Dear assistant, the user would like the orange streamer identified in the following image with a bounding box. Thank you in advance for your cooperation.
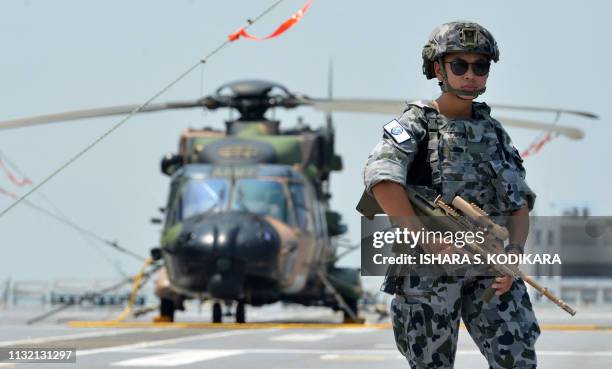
[229,0,313,42]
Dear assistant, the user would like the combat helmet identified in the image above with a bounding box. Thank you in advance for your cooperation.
[422,21,499,97]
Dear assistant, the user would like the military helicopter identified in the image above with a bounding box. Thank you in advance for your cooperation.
[0,79,596,323]
[150,81,359,323]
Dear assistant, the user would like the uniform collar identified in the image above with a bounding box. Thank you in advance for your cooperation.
[407,99,491,120]
[472,101,491,119]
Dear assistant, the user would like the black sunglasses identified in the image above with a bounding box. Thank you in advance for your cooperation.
[444,58,491,76]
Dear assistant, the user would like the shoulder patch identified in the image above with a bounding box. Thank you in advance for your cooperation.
[383,119,411,144]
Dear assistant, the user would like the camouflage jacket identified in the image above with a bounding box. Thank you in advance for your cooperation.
[362,101,536,294]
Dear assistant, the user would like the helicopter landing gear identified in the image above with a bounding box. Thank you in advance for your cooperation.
[211,300,246,323]
[235,300,246,323]
[342,298,364,324]
[212,302,223,323]
[155,297,176,323]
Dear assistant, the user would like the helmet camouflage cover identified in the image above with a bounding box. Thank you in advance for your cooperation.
[422,21,500,79]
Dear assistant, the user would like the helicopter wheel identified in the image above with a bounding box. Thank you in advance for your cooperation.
[342,298,362,324]
[212,302,223,323]
[235,300,246,323]
[155,297,175,323]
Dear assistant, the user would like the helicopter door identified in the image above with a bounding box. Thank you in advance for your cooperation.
[280,182,317,294]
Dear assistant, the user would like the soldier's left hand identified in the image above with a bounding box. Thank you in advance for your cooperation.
[491,276,513,295]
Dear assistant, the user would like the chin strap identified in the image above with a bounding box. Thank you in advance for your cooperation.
[438,58,487,99]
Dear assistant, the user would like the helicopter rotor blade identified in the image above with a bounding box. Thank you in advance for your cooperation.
[495,117,584,140]
[302,97,599,120]
[300,97,590,140]
[488,104,599,119]
[0,99,210,130]
[0,94,595,141]
[302,97,408,115]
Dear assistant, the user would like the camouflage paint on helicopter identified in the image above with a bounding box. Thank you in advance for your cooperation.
[153,88,358,323]
[155,162,360,322]
[178,121,342,181]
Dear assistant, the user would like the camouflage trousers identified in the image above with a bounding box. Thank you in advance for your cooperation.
[391,276,540,369]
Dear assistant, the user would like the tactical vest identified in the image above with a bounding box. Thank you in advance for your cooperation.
[404,102,530,218]
[381,102,533,295]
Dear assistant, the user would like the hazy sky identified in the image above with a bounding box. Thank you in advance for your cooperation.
[0,0,609,288]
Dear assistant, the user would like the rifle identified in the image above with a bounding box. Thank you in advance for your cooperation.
[357,186,576,316]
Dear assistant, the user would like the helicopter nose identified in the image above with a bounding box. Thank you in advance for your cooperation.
[197,212,280,261]
[163,211,281,298]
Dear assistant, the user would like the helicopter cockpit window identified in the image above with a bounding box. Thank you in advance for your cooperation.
[289,182,314,232]
[178,178,228,221]
[231,179,288,223]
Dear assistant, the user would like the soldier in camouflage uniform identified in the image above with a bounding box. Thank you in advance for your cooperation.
[363,21,540,368]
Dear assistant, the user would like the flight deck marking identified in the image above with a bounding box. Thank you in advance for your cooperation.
[321,354,386,361]
[0,328,157,347]
[323,328,376,334]
[78,329,277,357]
[269,333,334,342]
[274,368,344,369]
[114,348,612,356]
[68,321,389,329]
[374,343,396,349]
[111,349,243,367]
[101,348,612,365]
[67,321,612,331]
